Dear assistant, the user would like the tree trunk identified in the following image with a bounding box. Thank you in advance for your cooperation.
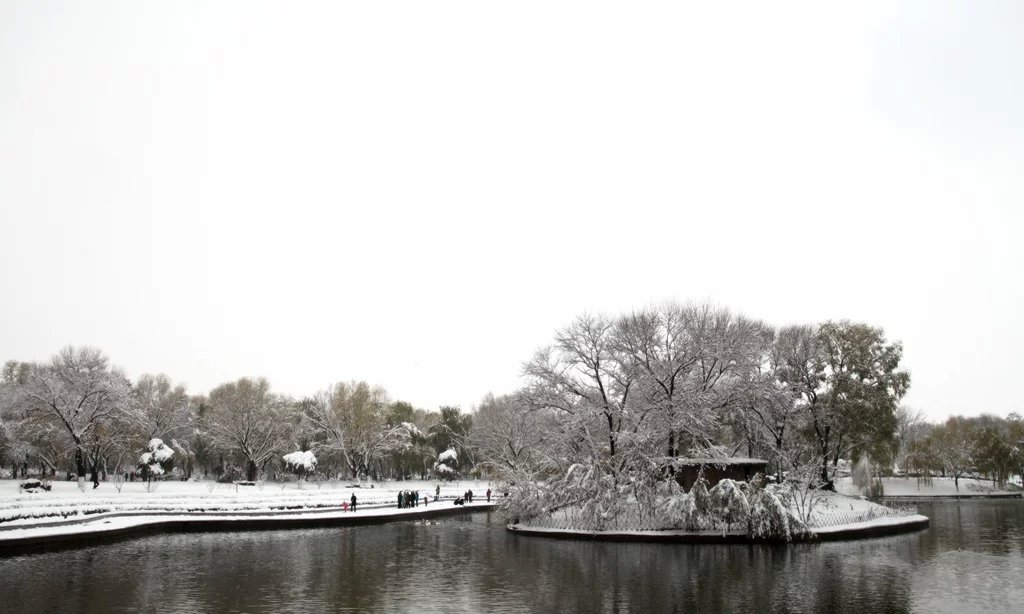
[75,447,87,477]
[606,414,616,458]
[820,450,830,488]
[75,447,87,490]
[815,423,831,488]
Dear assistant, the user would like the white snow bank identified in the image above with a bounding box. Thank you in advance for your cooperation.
[0,479,495,525]
[835,476,1021,497]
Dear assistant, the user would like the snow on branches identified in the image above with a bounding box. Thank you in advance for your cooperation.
[138,438,174,482]
[282,450,317,485]
[282,450,317,473]
[433,448,460,479]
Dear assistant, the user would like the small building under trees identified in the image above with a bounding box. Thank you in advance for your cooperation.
[671,458,769,491]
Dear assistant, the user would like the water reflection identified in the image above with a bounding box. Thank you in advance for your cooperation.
[2,501,1022,613]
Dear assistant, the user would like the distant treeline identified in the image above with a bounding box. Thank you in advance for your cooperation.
[0,347,472,484]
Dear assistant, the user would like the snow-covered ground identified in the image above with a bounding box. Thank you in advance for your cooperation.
[807,490,921,530]
[0,478,498,527]
[835,476,1023,497]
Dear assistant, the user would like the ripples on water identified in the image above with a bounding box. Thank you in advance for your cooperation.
[2,501,1022,613]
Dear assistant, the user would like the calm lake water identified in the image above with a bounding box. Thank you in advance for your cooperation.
[2,500,1022,613]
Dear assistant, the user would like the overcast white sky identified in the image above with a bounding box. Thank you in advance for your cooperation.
[1,1,1021,422]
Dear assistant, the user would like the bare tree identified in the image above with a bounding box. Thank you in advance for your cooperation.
[302,381,409,479]
[613,304,701,458]
[894,405,927,473]
[611,303,771,463]
[522,313,640,470]
[10,347,132,490]
[203,377,289,481]
[470,393,558,477]
[731,326,814,482]
[930,417,978,491]
[133,373,193,442]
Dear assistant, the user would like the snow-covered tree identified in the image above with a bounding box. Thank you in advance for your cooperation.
[138,438,175,487]
[434,447,459,480]
[506,305,771,528]
[747,478,792,541]
[8,347,133,490]
[471,393,556,478]
[775,462,827,531]
[132,374,193,442]
[615,304,771,458]
[522,313,638,463]
[733,326,808,482]
[929,417,978,491]
[427,405,474,474]
[282,450,317,485]
[202,377,289,481]
[302,381,409,479]
[709,479,750,532]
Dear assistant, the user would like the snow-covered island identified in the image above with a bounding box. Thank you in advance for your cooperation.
[504,470,928,543]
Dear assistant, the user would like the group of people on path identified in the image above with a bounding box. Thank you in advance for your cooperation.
[342,485,493,512]
[462,488,492,502]
[398,490,425,508]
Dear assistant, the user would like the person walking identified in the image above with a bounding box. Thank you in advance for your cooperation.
[351,493,357,512]
[436,484,440,500]
[414,491,419,507]
[486,488,491,502]
[398,492,403,509]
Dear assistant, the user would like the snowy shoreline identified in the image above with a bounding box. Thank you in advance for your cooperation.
[0,478,499,552]
[834,476,1022,499]
[0,501,496,552]
[506,513,930,543]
